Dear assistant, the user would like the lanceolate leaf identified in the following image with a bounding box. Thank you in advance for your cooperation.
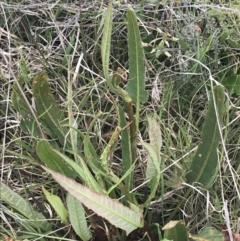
[37,140,76,178]
[141,141,161,206]
[0,182,51,232]
[126,7,148,104]
[101,0,113,82]
[55,149,104,194]
[126,7,148,131]
[42,166,144,235]
[32,72,69,147]
[186,85,225,189]
[42,186,68,225]
[12,76,42,138]
[146,116,162,180]
[66,194,92,241]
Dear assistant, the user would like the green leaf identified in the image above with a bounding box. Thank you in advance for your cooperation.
[190,227,224,241]
[145,116,162,180]
[126,7,148,103]
[119,106,132,191]
[186,85,225,189]
[219,29,235,42]
[226,38,240,48]
[67,60,78,156]
[42,166,144,235]
[66,194,92,241]
[58,149,104,194]
[12,76,42,138]
[163,220,188,241]
[221,75,240,96]
[32,72,69,147]
[145,116,162,197]
[36,140,76,178]
[101,0,113,81]
[42,186,68,225]
[141,141,160,206]
[50,149,83,180]
[126,7,148,131]
[0,182,51,232]
[197,34,213,61]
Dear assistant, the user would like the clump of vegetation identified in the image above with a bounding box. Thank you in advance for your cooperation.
[1,1,240,241]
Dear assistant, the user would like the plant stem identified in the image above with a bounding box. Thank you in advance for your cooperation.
[125,101,137,163]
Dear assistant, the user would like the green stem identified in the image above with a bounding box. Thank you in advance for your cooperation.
[111,69,138,163]
[125,101,137,163]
